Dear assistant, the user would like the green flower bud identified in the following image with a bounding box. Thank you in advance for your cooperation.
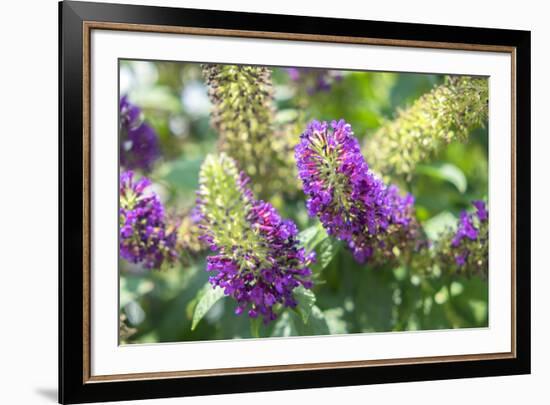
[202,64,297,198]
[365,76,488,178]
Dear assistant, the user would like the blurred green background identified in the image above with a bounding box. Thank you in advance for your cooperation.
[119,60,488,344]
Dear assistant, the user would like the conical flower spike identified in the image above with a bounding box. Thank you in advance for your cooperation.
[296,119,423,264]
[119,171,177,269]
[197,153,315,323]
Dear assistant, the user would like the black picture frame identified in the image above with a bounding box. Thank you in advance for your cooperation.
[59,1,531,403]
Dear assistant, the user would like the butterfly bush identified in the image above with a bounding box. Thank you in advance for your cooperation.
[286,68,343,95]
[365,76,489,177]
[197,153,315,323]
[295,119,423,265]
[435,200,489,277]
[119,96,160,172]
[202,64,298,198]
[119,171,177,269]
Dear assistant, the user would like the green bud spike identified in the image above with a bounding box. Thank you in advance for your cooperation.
[365,76,488,178]
[202,64,298,198]
[198,153,263,267]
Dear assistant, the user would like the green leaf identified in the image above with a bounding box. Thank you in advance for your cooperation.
[124,301,145,325]
[119,276,155,308]
[314,237,342,272]
[298,223,341,273]
[271,311,297,337]
[300,306,330,335]
[293,286,316,324]
[298,223,326,251]
[272,306,330,337]
[417,163,467,194]
[423,211,457,240]
[324,308,348,334]
[162,158,203,192]
[130,86,182,113]
[191,283,226,331]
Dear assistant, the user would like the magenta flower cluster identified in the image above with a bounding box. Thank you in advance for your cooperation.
[119,96,160,172]
[119,171,177,269]
[197,161,315,323]
[295,119,417,264]
[452,200,488,266]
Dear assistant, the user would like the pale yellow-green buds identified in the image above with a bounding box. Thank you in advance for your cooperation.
[365,76,489,178]
[202,64,297,198]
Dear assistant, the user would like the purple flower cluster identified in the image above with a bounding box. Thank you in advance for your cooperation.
[120,171,177,269]
[295,119,418,264]
[119,96,160,172]
[452,200,488,266]
[197,157,315,323]
[286,68,343,95]
[452,212,478,247]
[473,200,488,221]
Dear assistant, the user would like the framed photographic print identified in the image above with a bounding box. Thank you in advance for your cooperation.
[59,0,531,403]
